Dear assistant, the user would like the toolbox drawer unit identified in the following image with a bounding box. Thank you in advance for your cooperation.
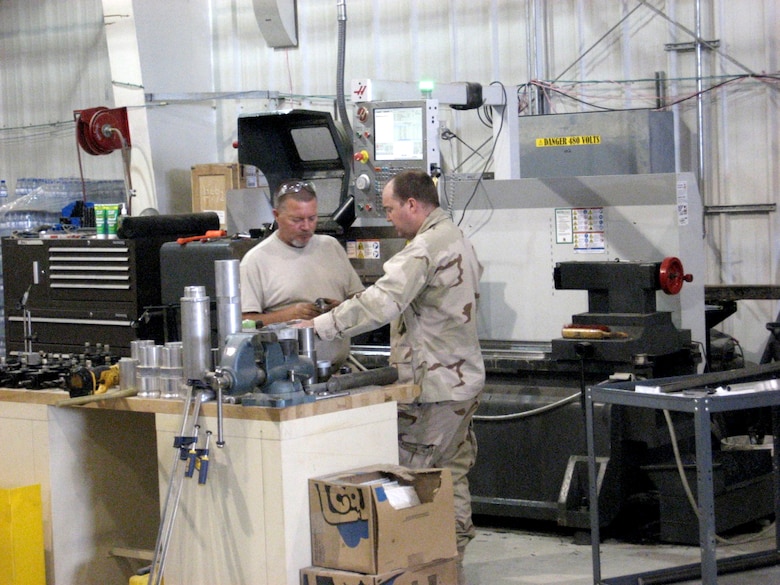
[2,237,166,357]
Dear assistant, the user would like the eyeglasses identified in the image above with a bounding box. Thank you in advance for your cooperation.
[277,180,316,197]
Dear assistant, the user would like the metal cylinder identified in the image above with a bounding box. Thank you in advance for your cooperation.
[136,365,161,398]
[130,339,154,361]
[181,285,211,381]
[298,326,318,383]
[298,326,317,357]
[118,357,137,392]
[162,342,183,368]
[159,342,184,399]
[215,259,242,355]
[142,344,163,367]
[316,360,332,382]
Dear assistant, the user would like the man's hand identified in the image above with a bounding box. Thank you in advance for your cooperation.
[282,302,323,321]
[244,299,335,326]
[317,298,341,312]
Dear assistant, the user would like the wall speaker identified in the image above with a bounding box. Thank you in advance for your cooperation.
[253,0,298,48]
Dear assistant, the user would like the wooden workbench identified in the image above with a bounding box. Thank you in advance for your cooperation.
[0,383,417,585]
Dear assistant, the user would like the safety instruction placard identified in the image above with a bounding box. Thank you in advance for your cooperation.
[347,239,381,260]
[555,208,574,244]
[676,181,689,226]
[572,207,605,253]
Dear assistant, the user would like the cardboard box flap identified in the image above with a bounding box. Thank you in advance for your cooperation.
[329,465,444,506]
[310,465,456,574]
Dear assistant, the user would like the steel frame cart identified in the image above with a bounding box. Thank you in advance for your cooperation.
[585,381,780,584]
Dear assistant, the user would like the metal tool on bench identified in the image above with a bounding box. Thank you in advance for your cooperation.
[307,365,399,397]
[146,284,217,585]
[206,329,400,404]
[146,383,213,585]
[205,326,317,408]
[56,363,138,407]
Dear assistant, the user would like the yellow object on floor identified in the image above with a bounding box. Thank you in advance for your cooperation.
[129,574,163,585]
[0,484,46,585]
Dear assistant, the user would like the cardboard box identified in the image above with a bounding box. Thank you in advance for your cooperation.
[309,465,457,574]
[300,557,458,585]
[191,163,259,226]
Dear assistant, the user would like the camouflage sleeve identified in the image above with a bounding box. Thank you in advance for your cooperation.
[313,242,429,341]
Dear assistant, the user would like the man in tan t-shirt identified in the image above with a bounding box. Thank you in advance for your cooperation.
[240,179,364,366]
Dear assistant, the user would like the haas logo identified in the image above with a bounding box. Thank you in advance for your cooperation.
[353,83,368,100]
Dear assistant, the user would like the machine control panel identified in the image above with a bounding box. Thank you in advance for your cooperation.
[351,100,440,220]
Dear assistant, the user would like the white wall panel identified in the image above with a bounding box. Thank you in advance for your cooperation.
[0,1,121,191]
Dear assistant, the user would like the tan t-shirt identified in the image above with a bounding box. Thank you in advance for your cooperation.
[240,232,364,365]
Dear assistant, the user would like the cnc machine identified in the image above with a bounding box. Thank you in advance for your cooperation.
[222,97,773,543]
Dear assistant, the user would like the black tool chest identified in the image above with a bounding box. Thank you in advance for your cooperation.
[2,237,166,357]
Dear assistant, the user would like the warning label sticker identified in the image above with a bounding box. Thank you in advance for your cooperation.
[535,135,602,147]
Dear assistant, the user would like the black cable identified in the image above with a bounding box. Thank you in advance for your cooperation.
[452,137,492,172]
[458,81,507,227]
[476,104,493,128]
[531,73,777,113]
[441,127,491,171]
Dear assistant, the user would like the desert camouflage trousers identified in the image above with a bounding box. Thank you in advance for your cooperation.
[397,396,480,550]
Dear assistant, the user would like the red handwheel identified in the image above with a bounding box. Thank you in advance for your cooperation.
[658,256,693,295]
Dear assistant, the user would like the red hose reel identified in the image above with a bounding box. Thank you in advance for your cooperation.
[75,106,131,155]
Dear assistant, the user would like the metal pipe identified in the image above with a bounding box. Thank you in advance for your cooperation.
[154,390,211,584]
[147,386,197,585]
[181,285,211,382]
[336,1,353,147]
[216,385,225,448]
[654,71,667,109]
[525,0,533,91]
[694,0,706,213]
[215,259,242,356]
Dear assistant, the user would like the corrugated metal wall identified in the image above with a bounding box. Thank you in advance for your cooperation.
[1,0,778,361]
[213,0,780,361]
[0,0,121,189]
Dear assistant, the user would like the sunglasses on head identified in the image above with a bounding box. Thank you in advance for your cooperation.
[277,180,316,197]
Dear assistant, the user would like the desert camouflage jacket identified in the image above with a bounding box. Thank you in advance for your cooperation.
[314,207,485,402]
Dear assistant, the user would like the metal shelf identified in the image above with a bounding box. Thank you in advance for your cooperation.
[585,376,780,584]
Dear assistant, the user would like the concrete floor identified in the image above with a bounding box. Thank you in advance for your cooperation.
[463,519,780,585]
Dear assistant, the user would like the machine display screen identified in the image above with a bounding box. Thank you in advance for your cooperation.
[373,106,424,161]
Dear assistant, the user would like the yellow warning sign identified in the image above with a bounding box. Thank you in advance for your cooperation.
[535,135,602,147]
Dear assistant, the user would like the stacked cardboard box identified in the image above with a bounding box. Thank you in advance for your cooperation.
[302,465,458,584]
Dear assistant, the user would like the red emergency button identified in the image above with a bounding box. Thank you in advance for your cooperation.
[353,150,369,163]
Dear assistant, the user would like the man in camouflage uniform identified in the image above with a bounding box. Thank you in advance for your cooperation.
[309,169,485,580]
